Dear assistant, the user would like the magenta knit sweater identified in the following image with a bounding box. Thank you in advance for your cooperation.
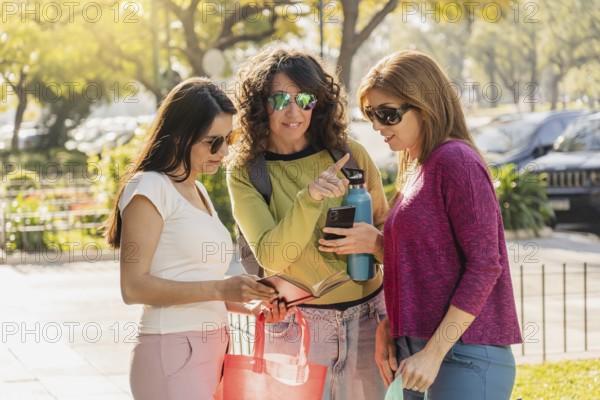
[383,140,523,345]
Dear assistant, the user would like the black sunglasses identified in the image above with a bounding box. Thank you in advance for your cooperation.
[205,130,235,154]
[364,104,413,126]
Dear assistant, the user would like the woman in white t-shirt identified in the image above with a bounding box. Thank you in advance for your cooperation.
[105,77,286,400]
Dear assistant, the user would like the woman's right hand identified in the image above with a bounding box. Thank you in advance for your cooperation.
[319,222,383,255]
[250,299,296,323]
[308,153,350,201]
[218,275,278,303]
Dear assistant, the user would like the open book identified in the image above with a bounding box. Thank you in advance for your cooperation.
[258,271,352,306]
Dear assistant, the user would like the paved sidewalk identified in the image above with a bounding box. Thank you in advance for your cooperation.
[0,259,136,399]
[1,232,600,399]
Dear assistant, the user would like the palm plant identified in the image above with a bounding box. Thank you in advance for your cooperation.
[492,164,554,236]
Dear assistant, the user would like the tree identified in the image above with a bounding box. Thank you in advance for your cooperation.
[394,4,476,81]
[336,0,399,91]
[344,1,513,96]
[0,18,42,151]
[469,7,540,110]
[95,0,308,104]
[541,0,600,109]
[30,8,132,148]
[467,0,600,111]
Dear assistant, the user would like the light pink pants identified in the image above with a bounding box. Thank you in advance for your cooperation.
[130,327,229,400]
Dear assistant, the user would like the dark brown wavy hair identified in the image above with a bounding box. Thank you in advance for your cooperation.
[233,44,348,165]
[105,77,236,248]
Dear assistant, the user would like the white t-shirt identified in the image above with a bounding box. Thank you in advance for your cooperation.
[118,171,233,334]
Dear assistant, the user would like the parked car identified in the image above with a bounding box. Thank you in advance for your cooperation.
[0,124,13,150]
[65,115,148,155]
[533,113,600,229]
[473,110,590,168]
[0,122,45,150]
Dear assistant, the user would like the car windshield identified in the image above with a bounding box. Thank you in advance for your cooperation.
[554,119,600,152]
[474,121,538,153]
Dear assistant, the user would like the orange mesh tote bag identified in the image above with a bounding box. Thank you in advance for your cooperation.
[221,308,327,400]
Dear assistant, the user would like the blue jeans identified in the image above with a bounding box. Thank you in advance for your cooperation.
[264,291,387,400]
[394,336,516,400]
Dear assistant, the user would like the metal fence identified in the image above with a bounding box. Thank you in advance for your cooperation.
[227,263,600,359]
[228,312,256,355]
[0,181,107,252]
[0,208,110,252]
[512,262,600,361]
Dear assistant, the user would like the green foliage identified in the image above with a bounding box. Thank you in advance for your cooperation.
[3,192,47,251]
[0,149,105,252]
[385,0,600,111]
[383,181,397,202]
[0,149,88,186]
[492,164,554,235]
[512,359,600,399]
[380,168,397,186]
[1,188,107,252]
[379,168,397,201]
[198,168,235,237]
[89,134,144,211]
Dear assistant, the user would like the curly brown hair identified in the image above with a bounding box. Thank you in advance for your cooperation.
[233,44,349,165]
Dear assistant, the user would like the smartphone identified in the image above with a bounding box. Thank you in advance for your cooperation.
[323,206,356,240]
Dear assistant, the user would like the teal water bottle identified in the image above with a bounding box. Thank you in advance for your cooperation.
[342,168,375,281]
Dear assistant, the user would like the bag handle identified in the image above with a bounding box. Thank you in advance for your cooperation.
[252,308,311,372]
[327,147,359,179]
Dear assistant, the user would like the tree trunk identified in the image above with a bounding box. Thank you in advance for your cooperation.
[485,49,497,108]
[180,11,206,77]
[11,89,27,152]
[549,73,562,111]
[10,72,28,151]
[528,33,537,112]
[337,47,354,94]
[43,87,92,148]
[336,0,399,92]
[337,0,359,92]
[45,101,69,148]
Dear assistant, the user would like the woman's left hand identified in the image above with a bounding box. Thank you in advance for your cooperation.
[318,222,383,255]
[399,347,445,393]
[251,299,294,323]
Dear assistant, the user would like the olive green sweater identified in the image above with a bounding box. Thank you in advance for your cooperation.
[227,139,389,305]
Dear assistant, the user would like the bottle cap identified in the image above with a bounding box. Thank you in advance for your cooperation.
[346,168,365,185]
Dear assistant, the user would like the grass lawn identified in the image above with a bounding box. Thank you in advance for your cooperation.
[512,359,600,399]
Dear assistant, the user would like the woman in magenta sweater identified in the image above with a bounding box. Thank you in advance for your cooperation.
[320,51,522,399]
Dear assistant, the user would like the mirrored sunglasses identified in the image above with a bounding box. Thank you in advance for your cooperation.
[268,92,317,111]
[364,104,413,126]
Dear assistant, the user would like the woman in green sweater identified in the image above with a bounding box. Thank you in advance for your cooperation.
[227,44,389,400]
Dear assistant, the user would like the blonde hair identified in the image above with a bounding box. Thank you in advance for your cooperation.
[357,51,480,204]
